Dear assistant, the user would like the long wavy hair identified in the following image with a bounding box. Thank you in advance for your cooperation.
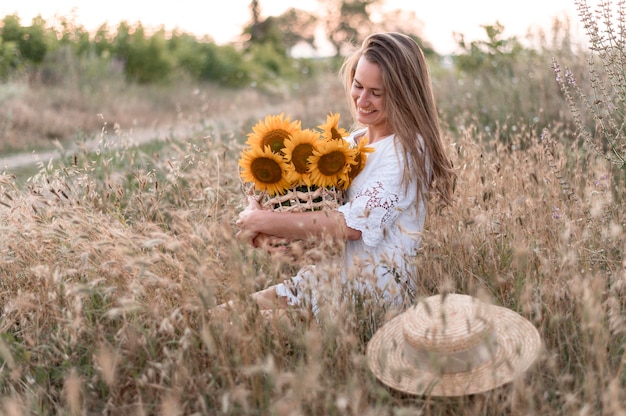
[340,32,455,207]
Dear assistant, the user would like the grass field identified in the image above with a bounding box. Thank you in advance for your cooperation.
[0,17,625,415]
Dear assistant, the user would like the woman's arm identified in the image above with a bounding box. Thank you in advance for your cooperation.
[236,197,361,245]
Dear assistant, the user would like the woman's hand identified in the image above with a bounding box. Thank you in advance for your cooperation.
[236,195,358,246]
[235,196,265,246]
[252,233,290,251]
[236,197,294,250]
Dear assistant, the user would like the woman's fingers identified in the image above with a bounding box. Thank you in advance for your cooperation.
[247,195,262,209]
[236,229,258,246]
[253,234,290,251]
[235,196,266,243]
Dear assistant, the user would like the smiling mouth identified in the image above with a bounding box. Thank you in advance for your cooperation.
[358,108,374,114]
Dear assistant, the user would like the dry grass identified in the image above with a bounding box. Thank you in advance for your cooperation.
[0,76,283,155]
[0,36,625,416]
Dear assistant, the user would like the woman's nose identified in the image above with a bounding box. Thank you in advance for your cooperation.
[356,92,369,106]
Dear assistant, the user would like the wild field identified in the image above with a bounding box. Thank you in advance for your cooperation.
[0,14,625,416]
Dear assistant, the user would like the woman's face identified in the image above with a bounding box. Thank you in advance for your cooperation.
[351,56,390,138]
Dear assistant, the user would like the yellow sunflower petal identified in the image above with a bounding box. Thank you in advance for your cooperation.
[308,139,357,189]
[318,112,348,141]
[355,136,375,154]
[283,128,321,187]
[348,136,375,181]
[246,113,302,154]
[239,146,292,196]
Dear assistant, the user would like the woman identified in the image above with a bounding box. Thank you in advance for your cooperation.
[234,32,455,314]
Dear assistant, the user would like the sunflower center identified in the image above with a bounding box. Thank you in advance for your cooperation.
[292,143,314,173]
[318,151,346,175]
[349,154,363,178]
[251,157,283,184]
[331,127,343,140]
[263,130,291,153]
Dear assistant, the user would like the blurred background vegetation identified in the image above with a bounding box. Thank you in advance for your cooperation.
[0,0,586,148]
[0,0,621,190]
[0,0,437,87]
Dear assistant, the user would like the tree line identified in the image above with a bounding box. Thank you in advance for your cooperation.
[0,12,289,86]
[0,0,538,89]
[0,0,438,86]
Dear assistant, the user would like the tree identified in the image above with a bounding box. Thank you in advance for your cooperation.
[246,0,264,45]
[317,0,382,56]
[0,37,20,79]
[1,14,49,64]
[243,2,318,57]
[112,22,173,84]
[1,14,23,45]
[453,22,525,75]
[242,1,284,54]
[93,24,113,58]
[371,9,434,56]
[273,8,318,54]
[0,15,23,76]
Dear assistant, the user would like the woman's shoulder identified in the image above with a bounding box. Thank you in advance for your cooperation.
[348,128,368,144]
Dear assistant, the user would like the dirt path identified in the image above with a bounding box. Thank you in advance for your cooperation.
[0,122,204,172]
[0,89,334,173]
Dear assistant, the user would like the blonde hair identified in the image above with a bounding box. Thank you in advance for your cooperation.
[340,32,455,206]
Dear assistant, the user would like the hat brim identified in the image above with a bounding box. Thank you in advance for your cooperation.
[366,301,541,397]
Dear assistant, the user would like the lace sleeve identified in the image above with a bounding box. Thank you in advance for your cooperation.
[337,134,420,247]
[339,174,412,247]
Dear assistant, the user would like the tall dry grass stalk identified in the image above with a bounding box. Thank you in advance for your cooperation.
[551,0,626,201]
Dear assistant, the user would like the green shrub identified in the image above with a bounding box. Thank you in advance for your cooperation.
[0,37,20,79]
[190,42,252,87]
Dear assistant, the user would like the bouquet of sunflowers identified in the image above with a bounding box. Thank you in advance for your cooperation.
[239,112,373,212]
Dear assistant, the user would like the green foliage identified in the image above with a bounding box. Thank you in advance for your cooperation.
[92,24,114,58]
[274,8,318,52]
[199,43,252,87]
[0,37,20,79]
[453,22,526,75]
[110,23,172,84]
[247,42,295,83]
[0,13,310,88]
[54,15,100,59]
[130,30,173,84]
[442,22,546,145]
[1,14,50,65]
[243,15,285,54]
[242,7,318,58]
[0,15,25,78]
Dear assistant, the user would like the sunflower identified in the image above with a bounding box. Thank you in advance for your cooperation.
[347,136,375,182]
[239,146,291,196]
[283,128,321,187]
[246,113,301,154]
[318,112,348,141]
[308,139,357,189]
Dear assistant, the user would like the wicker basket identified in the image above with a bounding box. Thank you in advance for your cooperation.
[243,183,345,213]
[242,183,345,264]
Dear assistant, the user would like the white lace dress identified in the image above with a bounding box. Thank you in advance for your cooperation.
[275,130,427,312]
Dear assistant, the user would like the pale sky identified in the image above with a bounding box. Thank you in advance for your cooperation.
[1,0,586,54]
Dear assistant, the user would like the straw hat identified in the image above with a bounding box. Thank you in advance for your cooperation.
[366,293,541,396]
